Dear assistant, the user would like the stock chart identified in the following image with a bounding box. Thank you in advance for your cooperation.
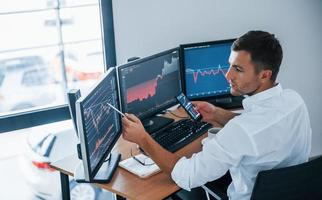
[120,51,180,117]
[82,74,120,171]
[184,43,232,99]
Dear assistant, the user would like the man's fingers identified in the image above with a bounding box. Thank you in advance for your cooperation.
[122,116,133,127]
[122,122,129,129]
[125,113,140,123]
[192,101,204,109]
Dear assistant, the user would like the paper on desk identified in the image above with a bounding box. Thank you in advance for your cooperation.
[119,154,161,178]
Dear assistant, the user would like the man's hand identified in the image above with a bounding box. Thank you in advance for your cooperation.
[192,101,239,126]
[122,113,148,146]
[121,113,180,174]
[192,101,217,124]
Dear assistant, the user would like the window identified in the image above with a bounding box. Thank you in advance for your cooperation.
[0,0,115,199]
[0,0,116,130]
[0,73,4,87]
[0,0,116,129]
[0,0,106,115]
[22,67,53,86]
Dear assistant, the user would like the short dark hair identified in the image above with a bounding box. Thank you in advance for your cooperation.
[232,30,283,81]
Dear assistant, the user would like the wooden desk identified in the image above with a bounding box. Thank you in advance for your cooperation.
[51,109,208,200]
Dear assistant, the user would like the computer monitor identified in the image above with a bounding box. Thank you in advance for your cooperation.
[180,39,244,108]
[117,48,181,133]
[74,67,121,183]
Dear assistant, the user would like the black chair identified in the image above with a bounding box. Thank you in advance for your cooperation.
[203,156,322,200]
[171,172,231,200]
[250,156,322,200]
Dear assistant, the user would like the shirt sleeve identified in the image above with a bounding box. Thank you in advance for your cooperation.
[171,120,256,191]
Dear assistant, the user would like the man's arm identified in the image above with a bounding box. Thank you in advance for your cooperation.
[139,133,180,174]
[193,101,239,126]
[122,114,179,175]
[121,113,249,190]
[213,106,240,126]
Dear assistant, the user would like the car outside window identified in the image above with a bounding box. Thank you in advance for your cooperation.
[22,67,54,87]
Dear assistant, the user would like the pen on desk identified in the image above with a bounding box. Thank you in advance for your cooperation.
[107,102,126,117]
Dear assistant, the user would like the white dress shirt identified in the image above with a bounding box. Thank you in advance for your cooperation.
[171,84,312,200]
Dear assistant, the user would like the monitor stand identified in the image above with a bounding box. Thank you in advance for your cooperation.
[142,116,174,134]
[74,152,121,183]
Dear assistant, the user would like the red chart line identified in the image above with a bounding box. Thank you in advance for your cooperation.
[84,103,112,133]
[93,124,114,155]
[126,75,163,103]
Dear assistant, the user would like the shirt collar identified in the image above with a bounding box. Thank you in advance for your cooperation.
[242,83,283,110]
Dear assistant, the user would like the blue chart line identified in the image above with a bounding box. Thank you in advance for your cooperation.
[186,65,230,97]
[186,65,228,84]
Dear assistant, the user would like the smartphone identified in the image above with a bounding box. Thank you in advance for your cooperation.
[176,93,202,120]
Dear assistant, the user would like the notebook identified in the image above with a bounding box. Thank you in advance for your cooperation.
[119,154,161,178]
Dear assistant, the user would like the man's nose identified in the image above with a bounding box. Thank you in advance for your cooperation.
[225,66,232,81]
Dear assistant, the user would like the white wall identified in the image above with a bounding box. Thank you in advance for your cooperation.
[112,0,322,156]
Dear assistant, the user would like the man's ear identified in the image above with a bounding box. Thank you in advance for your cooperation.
[260,70,272,82]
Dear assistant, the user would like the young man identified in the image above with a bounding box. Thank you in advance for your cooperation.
[121,30,312,199]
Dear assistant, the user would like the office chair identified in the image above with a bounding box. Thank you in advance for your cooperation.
[203,156,322,200]
[250,156,322,200]
[172,172,231,200]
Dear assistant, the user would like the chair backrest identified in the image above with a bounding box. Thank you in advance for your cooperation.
[250,156,322,200]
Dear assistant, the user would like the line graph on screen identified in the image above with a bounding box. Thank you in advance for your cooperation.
[186,65,229,84]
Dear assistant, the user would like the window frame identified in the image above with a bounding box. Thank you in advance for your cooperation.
[0,0,116,134]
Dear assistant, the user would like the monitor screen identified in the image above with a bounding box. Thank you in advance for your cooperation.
[180,39,235,100]
[76,67,121,180]
[117,48,181,120]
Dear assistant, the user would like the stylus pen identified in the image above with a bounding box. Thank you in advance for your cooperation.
[107,102,126,117]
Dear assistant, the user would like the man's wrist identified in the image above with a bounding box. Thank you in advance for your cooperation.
[138,131,150,148]
[211,106,219,123]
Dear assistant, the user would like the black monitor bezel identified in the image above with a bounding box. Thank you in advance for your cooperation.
[77,67,122,180]
[116,47,181,120]
[179,38,236,101]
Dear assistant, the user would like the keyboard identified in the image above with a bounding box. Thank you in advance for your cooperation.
[150,119,212,152]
